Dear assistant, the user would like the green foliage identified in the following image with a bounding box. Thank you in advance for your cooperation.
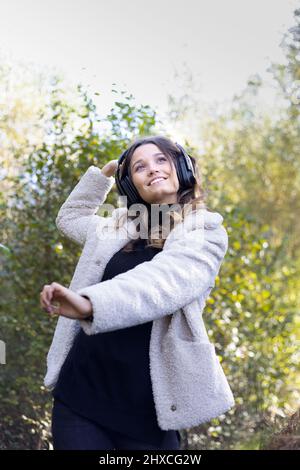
[0,7,300,449]
[0,73,159,449]
[186,206,299,450]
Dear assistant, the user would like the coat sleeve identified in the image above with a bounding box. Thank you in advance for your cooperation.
[76,223,229,335]
[55,165,115,246]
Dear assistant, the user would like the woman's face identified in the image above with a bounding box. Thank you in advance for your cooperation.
[129,144,180,204]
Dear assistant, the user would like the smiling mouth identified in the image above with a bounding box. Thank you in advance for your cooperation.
[148,177,168,186]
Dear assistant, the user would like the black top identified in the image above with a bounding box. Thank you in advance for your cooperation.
[52,228,178,446]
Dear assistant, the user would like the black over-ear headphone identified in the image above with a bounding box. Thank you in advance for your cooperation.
[115,142,197,207]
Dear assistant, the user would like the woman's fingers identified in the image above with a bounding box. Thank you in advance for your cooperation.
[40,282,64,314]
[40,286,49,308]
[47,285,54,305]
[39,292,46,309]
[40,283,91,319]
[41,286,50,307]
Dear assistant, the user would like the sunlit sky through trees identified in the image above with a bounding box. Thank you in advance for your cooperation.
[0,0,298,119]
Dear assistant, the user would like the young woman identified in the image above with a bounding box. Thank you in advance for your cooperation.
[40,135,234,450]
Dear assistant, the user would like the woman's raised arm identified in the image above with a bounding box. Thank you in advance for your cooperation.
[55,164,117,246]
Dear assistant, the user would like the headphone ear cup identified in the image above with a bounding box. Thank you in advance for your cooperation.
[173,155,185,186]
[123,176,142,207]
[116,172,142,208]
[174,142,197,188]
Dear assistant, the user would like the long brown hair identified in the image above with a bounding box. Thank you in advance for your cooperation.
[115,135,207,251]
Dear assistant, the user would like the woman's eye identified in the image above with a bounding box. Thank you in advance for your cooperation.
[135,156,167,171]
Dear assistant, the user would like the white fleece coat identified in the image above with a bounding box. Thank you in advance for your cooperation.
[44,165,235,431]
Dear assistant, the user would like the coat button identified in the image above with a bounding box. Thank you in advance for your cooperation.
[95,260,102,266]
[170,404,177,411]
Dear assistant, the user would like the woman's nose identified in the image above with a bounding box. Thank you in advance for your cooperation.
[147,164,160,175]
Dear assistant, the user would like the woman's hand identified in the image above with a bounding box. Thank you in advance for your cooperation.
[40,282,93,320]
[101,159,119,177]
